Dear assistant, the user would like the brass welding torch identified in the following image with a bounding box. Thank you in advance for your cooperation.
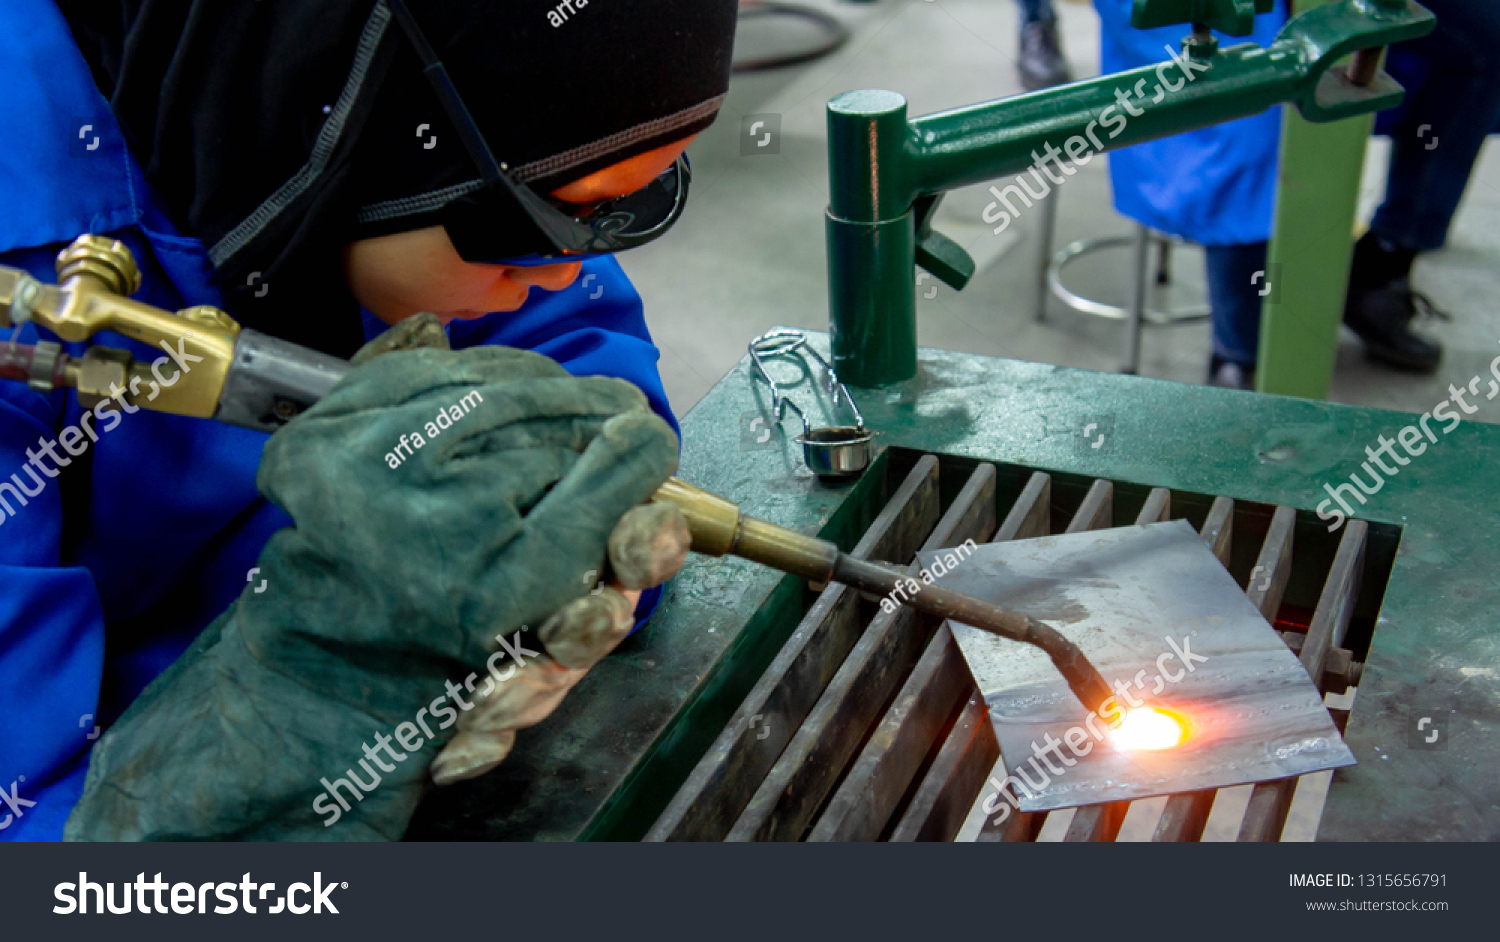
[0,235,1115,716]
[652,478,1114,715]
[0,236,349,432]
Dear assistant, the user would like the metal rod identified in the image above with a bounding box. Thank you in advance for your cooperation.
[1123,224,1149,374]
[1034,192,1058,322]
[1348,47,1382,87]
[828,556,1114,715]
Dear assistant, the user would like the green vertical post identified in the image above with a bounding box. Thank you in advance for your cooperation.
[1255,0,1374,399]
[826,90,918,388]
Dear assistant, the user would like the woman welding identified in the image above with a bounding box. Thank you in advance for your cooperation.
[0,0,737,840]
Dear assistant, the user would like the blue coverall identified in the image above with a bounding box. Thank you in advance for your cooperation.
[0,0,676,841]
[1095,0,1287,370]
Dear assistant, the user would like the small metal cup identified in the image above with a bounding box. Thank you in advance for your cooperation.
[798,425,876,477]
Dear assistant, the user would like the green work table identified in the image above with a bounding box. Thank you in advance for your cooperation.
[407,336,1498,842]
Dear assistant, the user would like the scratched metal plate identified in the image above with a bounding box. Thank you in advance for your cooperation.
[918,520,1355,812]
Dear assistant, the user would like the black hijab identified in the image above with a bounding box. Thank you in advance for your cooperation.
[59,0,738,356]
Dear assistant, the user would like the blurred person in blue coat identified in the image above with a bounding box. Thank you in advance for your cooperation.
[1096,0,1287,390]
[0,0,737,840]
[1096,0,1494,387]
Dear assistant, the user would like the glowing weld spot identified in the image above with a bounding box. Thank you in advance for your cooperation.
[1109,707,1188,751]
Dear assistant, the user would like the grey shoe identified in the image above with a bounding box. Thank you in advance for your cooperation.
[1018,20,1072,92]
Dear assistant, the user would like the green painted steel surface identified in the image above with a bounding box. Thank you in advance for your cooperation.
[825,0,1433,388]
[410,336,1500,841]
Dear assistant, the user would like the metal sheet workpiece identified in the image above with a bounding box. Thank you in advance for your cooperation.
[920,520,1355,812]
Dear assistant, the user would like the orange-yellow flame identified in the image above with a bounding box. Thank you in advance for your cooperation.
[1109,707,1188,751]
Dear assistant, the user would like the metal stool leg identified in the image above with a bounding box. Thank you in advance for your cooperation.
[1123,224,1149,375]
[1046,235,1208,324]
[1035,190,1059,322]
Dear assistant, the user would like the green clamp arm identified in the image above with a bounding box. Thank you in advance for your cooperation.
[1281,0,1433,123]
[825,0,1435,387]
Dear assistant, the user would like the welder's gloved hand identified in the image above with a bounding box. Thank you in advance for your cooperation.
[66,344,684,841]
[354,313,694,786]
[431,500,690,784]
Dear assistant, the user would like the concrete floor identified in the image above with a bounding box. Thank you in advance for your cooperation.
[622,0,1500,425]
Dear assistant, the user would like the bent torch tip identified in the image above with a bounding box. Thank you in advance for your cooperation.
[1027,620,1115,718]
[1034,623,1190,749]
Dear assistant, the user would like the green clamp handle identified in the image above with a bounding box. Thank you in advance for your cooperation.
[1131,0,1274,37]
[912,194,976,292]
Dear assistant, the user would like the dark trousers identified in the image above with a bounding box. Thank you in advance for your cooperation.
[1018,0,1055,26]
[1205,241,1269,368]
[1371,0,1500,252]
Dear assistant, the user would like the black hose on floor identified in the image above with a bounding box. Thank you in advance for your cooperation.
[733,1,851,72]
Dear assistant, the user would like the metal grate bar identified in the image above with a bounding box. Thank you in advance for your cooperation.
[726,461,996,840]
[973,473,1058,843]
[1299,520,1368,683]
[1280,633,1363,695]
[645,456,941,841]
[997,806,1047,842]
[888,694,999,841]
[1237,519,1367,842]
[1152,788,1216,842]
[808,465,999,841]
[996,472,1052,542]
[1137,487,1171,526]
[1237,775,1299,843]
[1062,479,1127,841]
[1065,479,1114,533]
[973,474,1059,842]
[1146,496,1254,842]
[1065,801,1128,842]
[1201,495,1235,565]
[1246,506,1297,619]
[808,625,972,841]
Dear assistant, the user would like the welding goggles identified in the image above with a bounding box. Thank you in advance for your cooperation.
[388,0,691,265]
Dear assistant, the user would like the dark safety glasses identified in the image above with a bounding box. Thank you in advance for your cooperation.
[386,0,691,264]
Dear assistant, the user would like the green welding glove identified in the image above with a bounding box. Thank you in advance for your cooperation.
[65,344,684,841]
[429,498,689,785]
